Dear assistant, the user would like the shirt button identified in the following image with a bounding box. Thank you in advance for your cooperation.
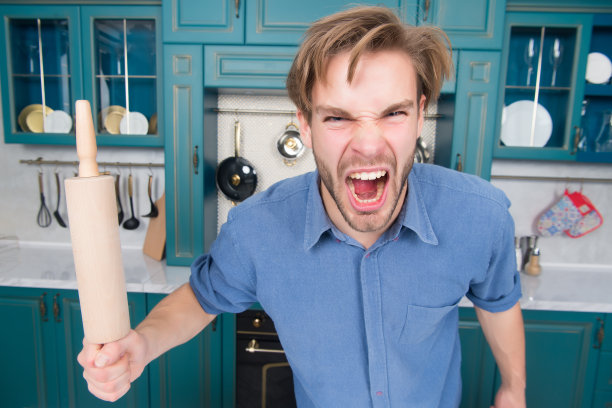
[376,391,383,397]
[365,253,371,258]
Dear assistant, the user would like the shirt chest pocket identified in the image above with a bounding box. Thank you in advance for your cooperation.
[398,301,459,344]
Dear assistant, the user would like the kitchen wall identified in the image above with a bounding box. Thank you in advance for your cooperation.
[1,97,611,268]
[491,159,612,267]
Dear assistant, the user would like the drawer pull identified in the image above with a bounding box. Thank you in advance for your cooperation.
[39,292,48,322]
[246,339,284,354]
[53,293,62,323]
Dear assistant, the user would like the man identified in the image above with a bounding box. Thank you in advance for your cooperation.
[79,6,526,407]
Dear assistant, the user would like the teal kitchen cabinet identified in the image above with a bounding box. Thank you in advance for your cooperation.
[490,310,603,408]
[0,286,148,408]
[0,3,163,147]
[459,307,497,408]
[451,50,502,179]
[576,14,612,164]
[147,293,224,408]
[494,11,592,161]
[419,0,506,49]
[163,0,505,48]
[593,314,612,408]
[163,0,411,45]
[493,6,612,164]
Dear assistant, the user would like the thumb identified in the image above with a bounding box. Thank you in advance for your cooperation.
[93,336,131,368]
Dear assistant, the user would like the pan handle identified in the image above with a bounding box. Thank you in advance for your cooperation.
[234,121,241,157]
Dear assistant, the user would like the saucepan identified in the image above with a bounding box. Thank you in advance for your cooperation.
[216,120,258,202]
[276,122,305,166]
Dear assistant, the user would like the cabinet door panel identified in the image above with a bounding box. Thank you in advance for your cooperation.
[148,293,223,408]
[245,0,409,45]
[0,288,59,407]
[494,311,602,408]
[162,0,244,44]
[451,50,501,179]
[423,0,506,49]
[164,44,205,265]
[459,308,496,408]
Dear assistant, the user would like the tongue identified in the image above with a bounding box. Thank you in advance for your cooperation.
[352,179,378,200]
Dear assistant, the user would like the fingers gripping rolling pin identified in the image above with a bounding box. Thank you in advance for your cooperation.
[65,100,130,344]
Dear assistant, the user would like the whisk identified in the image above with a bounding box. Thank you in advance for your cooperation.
[37,171,52,227]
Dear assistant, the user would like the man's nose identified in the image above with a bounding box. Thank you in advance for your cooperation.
[350,120,386,158]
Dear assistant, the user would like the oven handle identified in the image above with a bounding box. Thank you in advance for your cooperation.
[246,339,285,354]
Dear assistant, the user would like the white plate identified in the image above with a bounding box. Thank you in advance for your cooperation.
[43,110,73,133]
[119,111,149,135]
[586,52,612,84]
[500,100,553,147]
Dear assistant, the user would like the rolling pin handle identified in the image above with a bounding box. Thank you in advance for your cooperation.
[75,100,99,178]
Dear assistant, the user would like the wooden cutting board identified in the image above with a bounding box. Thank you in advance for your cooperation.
[143,193,166,261]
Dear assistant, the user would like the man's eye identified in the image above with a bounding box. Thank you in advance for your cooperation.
[324,116,345,122]
[387,111,406,117]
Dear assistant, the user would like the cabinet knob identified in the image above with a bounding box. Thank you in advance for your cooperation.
[235,0,240,18]
[455,153,463,172]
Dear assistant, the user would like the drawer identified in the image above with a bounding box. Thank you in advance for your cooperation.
[597,352,612,392]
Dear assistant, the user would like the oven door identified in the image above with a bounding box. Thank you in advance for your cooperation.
[236,310,297,408]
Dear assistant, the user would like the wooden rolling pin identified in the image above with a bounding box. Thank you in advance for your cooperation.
[65,100,131,344]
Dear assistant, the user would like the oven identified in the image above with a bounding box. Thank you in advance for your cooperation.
[235,310,297,408]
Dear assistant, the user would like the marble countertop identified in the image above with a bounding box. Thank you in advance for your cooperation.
[1,240,611,313]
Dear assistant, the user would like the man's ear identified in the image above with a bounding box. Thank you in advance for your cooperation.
[417,94,426,135]
[296,110,312,149]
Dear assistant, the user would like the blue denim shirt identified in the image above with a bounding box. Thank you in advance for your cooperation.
[190,163,521,407]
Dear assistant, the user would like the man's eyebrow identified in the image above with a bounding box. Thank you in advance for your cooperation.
[380,100,415,117]
[315,100,416,118]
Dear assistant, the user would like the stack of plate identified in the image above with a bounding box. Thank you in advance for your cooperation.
[99,105,151,135]
[18,104,73,133]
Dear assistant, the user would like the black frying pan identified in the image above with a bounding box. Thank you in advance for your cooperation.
[216,120,257,202]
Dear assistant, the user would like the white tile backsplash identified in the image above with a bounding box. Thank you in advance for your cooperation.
[491,159,612,267]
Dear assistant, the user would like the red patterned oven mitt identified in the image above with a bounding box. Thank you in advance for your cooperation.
[536,189,603,238]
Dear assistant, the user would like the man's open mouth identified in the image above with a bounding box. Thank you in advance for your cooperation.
[347,170,388,204]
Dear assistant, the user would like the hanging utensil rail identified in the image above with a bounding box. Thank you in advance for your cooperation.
[490,174,612,183]
[213,107,443,120]
[20,157,163,169]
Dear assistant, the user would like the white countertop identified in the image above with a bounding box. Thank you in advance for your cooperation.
[1,240,611,313]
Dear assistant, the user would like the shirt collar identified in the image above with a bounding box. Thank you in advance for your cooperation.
[303,167,438,250]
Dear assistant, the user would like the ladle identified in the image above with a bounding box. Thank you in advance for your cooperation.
[115,173,124,225]
[143,174,158,218]
[122,173,140,230]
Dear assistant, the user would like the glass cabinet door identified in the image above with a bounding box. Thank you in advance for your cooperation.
[8,18,73,135]
[94,18,157,136]
[495,13,591,161]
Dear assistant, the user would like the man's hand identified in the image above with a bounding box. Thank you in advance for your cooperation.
[491,383,526,408]
[77,330,148,402]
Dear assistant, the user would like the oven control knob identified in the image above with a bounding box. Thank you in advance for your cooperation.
[252,317,262,328]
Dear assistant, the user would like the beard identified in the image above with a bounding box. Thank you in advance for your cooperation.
[314,151,414,233]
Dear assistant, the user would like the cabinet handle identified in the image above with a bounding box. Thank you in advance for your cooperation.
[571,126,581,155]
[53,294,61,323]
[235,0,240,18]
[423,0,431,22]
[39,292,48,322]
[455,153,463,172]
[594,317,604,349]
[193,145,199,175]
[211,317,217,332]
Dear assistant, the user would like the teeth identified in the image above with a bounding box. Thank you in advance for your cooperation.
[349,170,387,180]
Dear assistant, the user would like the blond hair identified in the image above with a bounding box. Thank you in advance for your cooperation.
[286,6,453,121]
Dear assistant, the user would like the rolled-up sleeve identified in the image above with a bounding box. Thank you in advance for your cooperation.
[466,206,522,313]
[189,218,257,315]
